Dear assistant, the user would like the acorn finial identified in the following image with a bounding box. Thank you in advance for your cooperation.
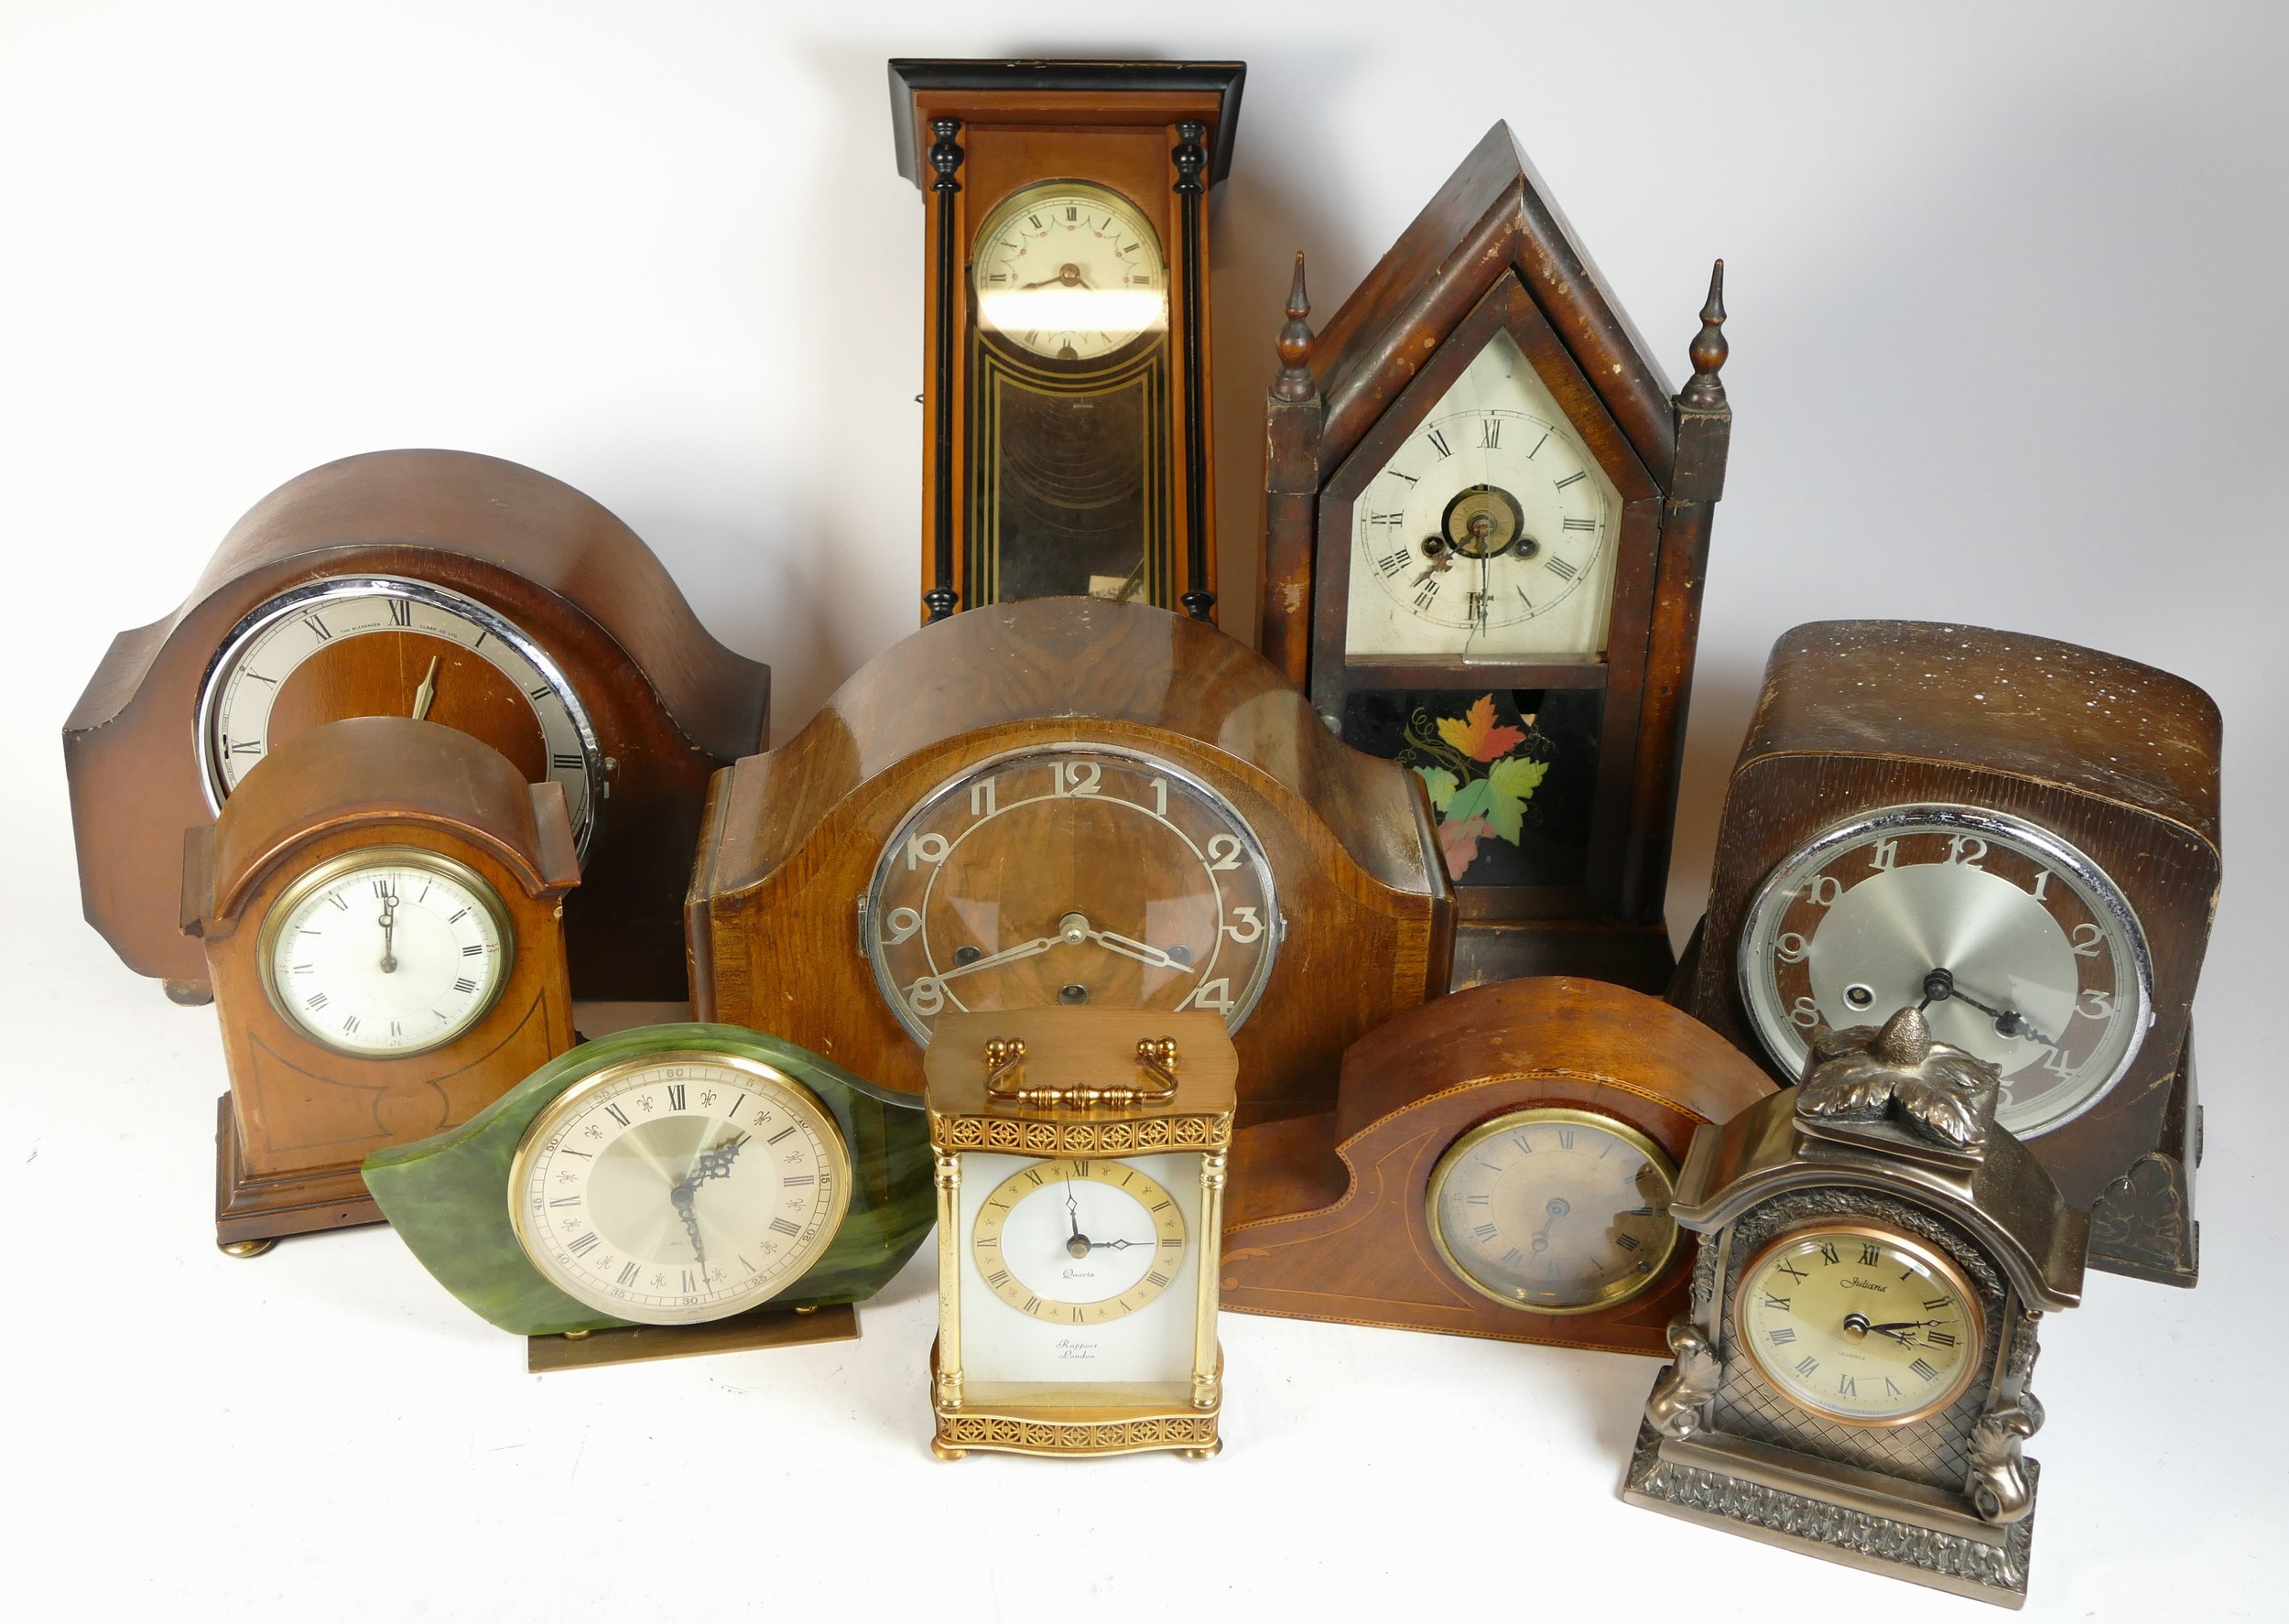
[1274,252,1316,403]
[1679,259,1727,410]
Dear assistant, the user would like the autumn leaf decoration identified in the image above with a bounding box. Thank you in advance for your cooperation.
[1406,695,1550,880]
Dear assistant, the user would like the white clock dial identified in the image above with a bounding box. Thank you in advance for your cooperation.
[260,849,511,1056]
[1345,329,1621,661]
[513,1054,852,1325]
[971,182,1168,361]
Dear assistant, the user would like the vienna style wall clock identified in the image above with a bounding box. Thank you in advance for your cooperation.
[687,596,1452,1128]
[64,449,770,1004]
[889,60,1243,622]
[184,717,580,1252]
[1259,122,1730,995]
[1221,978,1774,1354]
[1674,621,2221,1285]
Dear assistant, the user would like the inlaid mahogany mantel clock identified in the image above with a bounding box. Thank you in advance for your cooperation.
[1259,122,1730,995]
[888,60,1243,623]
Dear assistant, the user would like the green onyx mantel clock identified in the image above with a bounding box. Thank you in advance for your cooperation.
[1258,122,1730,995]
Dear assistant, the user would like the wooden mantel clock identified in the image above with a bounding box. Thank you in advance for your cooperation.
[1259,122,1730,995]
[888,60,1244,623]
[64,448,769,1005]
[185,716,579,1253]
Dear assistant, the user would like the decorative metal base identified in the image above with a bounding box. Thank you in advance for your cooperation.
[526,1302,860,1373]
[2088,1034,2200,1286]
[1622,1418,2035,1608]
[933,1407,1221,1460]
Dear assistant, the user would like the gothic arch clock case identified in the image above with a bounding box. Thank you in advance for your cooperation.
[1260,122,1730,994]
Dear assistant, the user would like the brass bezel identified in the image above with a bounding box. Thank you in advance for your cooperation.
[969,179,1169,361]
[256,845,515,1058]
[1731,1220,1988,1429]
[1423,1105,1680,1316]
[507,1050,856,1326]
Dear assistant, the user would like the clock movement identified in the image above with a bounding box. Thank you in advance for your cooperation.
[685,595,1452,1128]
[184,717,579,1253]
[64,448,770,1005]
[1259,122,1730,994]
[1624,1008,2086,1607]
[1220,978,1773,1353]
[888,60,1243,621]
[1674,620,2221,1285]
[924,1008,1234,1459]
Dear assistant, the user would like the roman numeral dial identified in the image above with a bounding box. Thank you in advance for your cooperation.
[968,1155,1188,1325]
[970,181,1169,362]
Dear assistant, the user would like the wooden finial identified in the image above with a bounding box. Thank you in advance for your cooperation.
[1274,252,1316,402]
[1680,258,1727,410]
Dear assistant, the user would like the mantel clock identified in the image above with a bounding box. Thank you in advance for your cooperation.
[925,1008,1234,1460]
[1624,1008,2086,1607]
[1674,620,2222,1285]
[184,717,579,1253]
[1259,122,1730,994]
[889,60,1243,622]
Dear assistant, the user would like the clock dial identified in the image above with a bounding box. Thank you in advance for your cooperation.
[1740,806,2152,1140]
[199,577,602,853]
[1736,1225,1985,1426]
[259,849,511,1057]
[863,747,1280,1043]
[1427,1109,1678,1313]
[971,182,1168,362]
[971,1156,1188,1325]
[1346,330,1620,661]
[513,1054,852,1325]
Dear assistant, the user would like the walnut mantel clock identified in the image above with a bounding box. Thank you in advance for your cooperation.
[1259,122,1730,995]
[888,60,1243,622]
[64,449,769,1005]
[185,717,580,1253]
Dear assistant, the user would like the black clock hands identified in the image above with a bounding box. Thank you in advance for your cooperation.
[1066,1180,1089,1259]
[1085,1237,1155,1251]
[670,1130,751,1280]
[1919,969,2056,1049]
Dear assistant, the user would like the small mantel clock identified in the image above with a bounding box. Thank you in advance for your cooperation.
[1259,122,1730,994]
[1674,620,2222,1286]
[185,717,580,1253]
[1624,1008,2086,1608]
[925,1007,1234,1460]
[888,60,1244,622]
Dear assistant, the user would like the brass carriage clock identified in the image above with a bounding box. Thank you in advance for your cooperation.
[926,1008,1234,1460]
[1623,1009,2086,1607]
[889,60,1243,621]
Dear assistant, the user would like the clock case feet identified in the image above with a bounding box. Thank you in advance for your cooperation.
[215,1093,385,1250]
[526,1302,860,1373]
[928,1337,1225,1462]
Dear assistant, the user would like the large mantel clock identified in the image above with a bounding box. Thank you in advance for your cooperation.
[888,60,1243,623]
[1259,122,1730,995]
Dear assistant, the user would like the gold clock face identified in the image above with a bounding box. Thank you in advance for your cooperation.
[971,181,1168,361]
[1735,1224,1985,1426]
[970,1156,1188,1325]
[1425,1108,1677,1313]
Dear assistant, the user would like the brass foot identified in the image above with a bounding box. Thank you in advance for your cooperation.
[218,1237,277,1258]
[795,1305,818,1315]
[1179,1440,1223,1461]
[929,1439,967,1461]
[562,1329,591,1340]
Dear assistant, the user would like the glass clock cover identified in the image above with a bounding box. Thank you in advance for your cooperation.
[971,181,1168,362]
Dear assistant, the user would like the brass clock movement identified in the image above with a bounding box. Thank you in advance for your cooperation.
[1625,1008,2087,1607]
[63,448,770,1005]
[924,1008,1234,1460]
[1674,620,2222,1285]
[1259,122,1730,995]
[184,717,580,1253]
[889,59,1244,621]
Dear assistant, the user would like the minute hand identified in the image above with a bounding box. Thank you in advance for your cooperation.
[1086,928,1198,975]
[929,936,1058,984]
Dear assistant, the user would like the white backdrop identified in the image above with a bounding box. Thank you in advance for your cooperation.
[3,4,2281,1619]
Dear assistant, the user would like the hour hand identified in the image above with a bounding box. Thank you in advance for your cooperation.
[1084,927,1194,974]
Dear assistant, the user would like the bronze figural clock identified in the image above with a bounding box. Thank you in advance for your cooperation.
[1260,121,1730,995]
[62,448,769,1004]
[889,60,1243,622]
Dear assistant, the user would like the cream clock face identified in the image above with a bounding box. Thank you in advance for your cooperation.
[260,848,510,1056]
[1736,1225,1985,1425]
[1426,1108,1677,1313]
[971,182,1168,361]
[513,1054,852,1326]
[1346,330,1620,661]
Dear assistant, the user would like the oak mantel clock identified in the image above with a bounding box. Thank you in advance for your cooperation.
[888,60,1243,623]
[1259,121,1730,995]
[1674,620,2222,1286]
[64,448,770,1005]
[185,717,580,1253]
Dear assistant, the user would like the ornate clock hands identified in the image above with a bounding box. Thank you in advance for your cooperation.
[1919,969,2056,1048]
[668,1130,751,1283]
[1086,1236,1155,1251]
[409,655,439,721]
[376,891,399,974]
[1066,1180,1089,1258]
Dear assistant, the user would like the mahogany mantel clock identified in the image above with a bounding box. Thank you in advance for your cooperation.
[889,60,1243,623]
[1259,122,1730,995]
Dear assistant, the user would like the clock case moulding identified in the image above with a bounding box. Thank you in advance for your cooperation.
[1222,976,1774,1355]
[685,595,1455,1130]
[63,448,770,1007]
[1258,120,1730,997]
[1671,620,2221,1287]
[185,717,580,1250]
